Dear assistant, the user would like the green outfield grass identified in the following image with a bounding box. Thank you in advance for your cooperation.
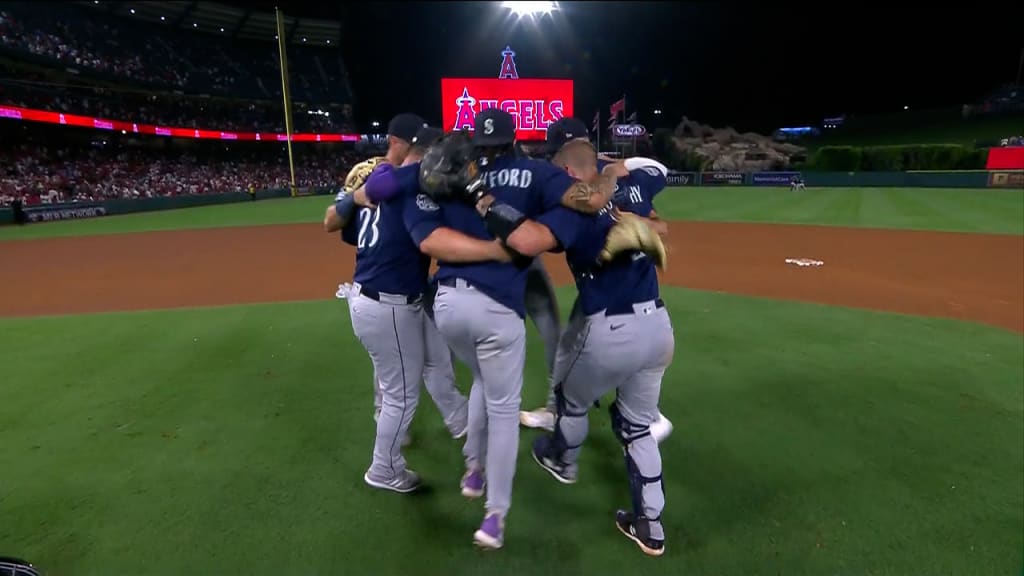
[2,186,1022,241]
[1,288,1021,576]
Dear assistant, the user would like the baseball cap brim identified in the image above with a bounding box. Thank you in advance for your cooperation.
[473,132,515,146]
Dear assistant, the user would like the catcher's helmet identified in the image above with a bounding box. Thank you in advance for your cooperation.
[0,557,42,576]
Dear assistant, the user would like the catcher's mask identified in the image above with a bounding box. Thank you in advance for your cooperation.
[0,557,42,576]
[419,131,484,195]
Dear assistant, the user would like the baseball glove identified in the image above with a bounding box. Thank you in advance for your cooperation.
[418,132,488,203]
[600,211,668,270]
[343,156,386,193]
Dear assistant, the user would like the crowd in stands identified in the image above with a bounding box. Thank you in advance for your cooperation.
[0,75,352,133]
[0,3,351,105]
[0,142,362,207]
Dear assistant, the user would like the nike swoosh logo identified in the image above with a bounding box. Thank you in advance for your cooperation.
[610,323,625,331]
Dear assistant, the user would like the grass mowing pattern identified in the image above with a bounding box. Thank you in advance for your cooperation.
[1,287,1020,575]
[1,187,1021,241]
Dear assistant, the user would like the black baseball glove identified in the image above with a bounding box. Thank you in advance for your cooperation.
[418,131,489,204]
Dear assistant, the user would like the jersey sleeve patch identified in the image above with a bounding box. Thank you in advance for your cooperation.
[416,194,440,212]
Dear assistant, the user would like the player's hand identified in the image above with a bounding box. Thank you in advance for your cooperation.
[474,193,496,217]
[492,239,515,263]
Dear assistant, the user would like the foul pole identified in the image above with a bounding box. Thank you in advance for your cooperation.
[275,7,297,197]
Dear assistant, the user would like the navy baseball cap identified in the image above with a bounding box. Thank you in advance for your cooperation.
[473,109,516,146]
[411,125,443,148]
[387,113,427,143]
[545,117,590,154]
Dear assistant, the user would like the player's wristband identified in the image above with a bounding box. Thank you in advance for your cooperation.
[334,192,356,221]
[482,201,526,243]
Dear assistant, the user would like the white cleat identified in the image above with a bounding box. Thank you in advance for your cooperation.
[519,408,555,431]
[650,412,674,444]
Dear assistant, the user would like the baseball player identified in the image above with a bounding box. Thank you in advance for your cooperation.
[362,125,470,442]
[407,110,664,549]
[528,139,675,556]
[520,118,675,444]
[323,113,480,494]
[518,118,613,429]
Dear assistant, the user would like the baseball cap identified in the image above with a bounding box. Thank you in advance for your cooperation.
[411,125,443,148]
[387,113,427,143]
[473,109,516,146]
[545,117,590,154]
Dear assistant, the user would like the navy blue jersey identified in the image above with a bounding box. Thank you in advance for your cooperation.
[405,155,575,317]
[339,163,431,296]
[538,166,666,316]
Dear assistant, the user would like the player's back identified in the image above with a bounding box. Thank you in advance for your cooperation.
[433,154,572,317]
[553,164,666,315]
[343,164,430,297]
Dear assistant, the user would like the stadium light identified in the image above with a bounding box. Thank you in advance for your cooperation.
[371,120,381,128]
[326,39,331,44]
[219,27,225,32]
[653,109,662,115]
[903,105,909,110]
[503,1,557,17]
[160,16,165,21]
[130,8,135,14]
[192,22,197,27]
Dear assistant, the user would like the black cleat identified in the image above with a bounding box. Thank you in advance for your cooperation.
[614,510,665,557]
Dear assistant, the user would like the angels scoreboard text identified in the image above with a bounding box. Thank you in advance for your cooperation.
[441,78,574,141]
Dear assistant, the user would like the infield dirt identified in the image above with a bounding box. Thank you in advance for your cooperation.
[1,221,1021,331]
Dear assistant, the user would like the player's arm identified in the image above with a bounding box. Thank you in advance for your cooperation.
[560,173,616,213]
[473,195,568,257]
[323,188,358,233]
[363,163,399,205]
[418,228,513,263]
[404,191,511,263]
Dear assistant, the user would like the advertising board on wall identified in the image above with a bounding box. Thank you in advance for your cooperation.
[701,171,746,185]
[751,171,801,186]
[24,202,107,223]
[666,171,697,186]
[988,170,1024,188]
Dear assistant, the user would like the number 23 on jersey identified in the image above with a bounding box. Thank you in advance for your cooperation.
[356,206,381,249]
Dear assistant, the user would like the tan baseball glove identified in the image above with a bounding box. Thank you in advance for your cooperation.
[600,211,668,270]
[343,156,387,193]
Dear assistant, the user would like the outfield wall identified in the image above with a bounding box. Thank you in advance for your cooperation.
[0,188,298,225]
[669,170,1022,188]
[2,172,1021,227]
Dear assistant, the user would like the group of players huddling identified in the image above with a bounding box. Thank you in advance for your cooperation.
[325,110,675,557]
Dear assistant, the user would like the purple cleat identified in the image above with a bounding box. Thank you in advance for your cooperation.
[473,513,504,550]
[460,468,485,499]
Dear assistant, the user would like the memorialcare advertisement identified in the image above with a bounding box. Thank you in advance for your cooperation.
[752,172,801,186]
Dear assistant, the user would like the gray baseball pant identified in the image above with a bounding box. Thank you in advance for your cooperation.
[349,290,424,482]
[433,279,526,519]
[525,258,561,378]
[554,299,674,539]
[369,311,468,436]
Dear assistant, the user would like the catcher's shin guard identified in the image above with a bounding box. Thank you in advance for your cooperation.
[600,212,667,270]
[609,402,665,522]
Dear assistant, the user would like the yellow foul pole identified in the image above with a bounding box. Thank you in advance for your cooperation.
[275,7,297,197]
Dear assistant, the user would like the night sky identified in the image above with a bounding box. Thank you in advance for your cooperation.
[244,1,1024,133]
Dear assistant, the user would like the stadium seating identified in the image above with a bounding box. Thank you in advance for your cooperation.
[0,2,361,207]
[0,124,359,208]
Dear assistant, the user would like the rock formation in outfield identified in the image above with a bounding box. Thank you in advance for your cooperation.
[673,117,806,171]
